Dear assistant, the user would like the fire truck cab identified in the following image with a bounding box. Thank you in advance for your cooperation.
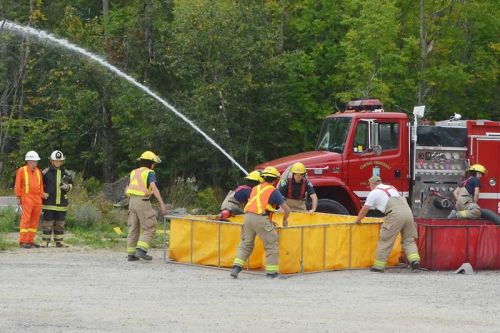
[257,100,500,219]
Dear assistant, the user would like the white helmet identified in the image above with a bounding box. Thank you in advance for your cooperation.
[50,150,65,161]
[25,151,41,161]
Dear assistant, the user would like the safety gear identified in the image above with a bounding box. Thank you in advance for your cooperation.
[219,209,232,221]
[137,151,161,163]
[370,267,384,273]
[42,166,72,212]
[25,150,41,161]
[244,184,276,215]
[125,167,153,197]
[40,240,49,248]
[290,162,306,174]
[20,243,32,249]
[245,170,264,183]
[128,254,139,261]
[261,166,280,179]
[230,265,242,278]
[411,261,421,271]
[266,273,278,278]
[55,241,69,248]
[469,164,487,175]
[49,150,65,161]
[135,248,152,261]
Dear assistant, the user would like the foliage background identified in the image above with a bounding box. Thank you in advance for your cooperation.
[1,0,498,194]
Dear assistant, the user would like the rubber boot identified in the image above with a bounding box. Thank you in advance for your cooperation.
[40,240,50,248]
[266,273,278,279]
[135,248,152,261]
[128,254,139,261]
[411,261,422,272]
[55,241,69,248]
[370,267,384,273]
[230,265,242,278]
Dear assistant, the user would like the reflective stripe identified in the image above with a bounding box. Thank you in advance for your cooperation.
[137,241,150,250]
[373,260,386,269]
[233,258,245,267]
[407,253,420,261]
[20,228,37,233]
[56,169,61,205]
[126,167,153,197]
[23,166,42,194]
[127,247,136,254]
[42,205,68,212]
[244,184,275,214]
[20,228,30,233]
[265,264,279,273]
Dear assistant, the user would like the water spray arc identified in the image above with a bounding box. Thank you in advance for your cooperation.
[1,20,248,175]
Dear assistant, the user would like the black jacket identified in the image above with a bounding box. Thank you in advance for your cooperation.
[42,166,73,211]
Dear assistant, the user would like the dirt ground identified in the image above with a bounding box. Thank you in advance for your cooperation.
[1,247,500,333]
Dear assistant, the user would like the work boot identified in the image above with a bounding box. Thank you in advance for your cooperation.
[447,210,457,219]
[135,248,152,261]
[40,240,50,248]
[230,265,242,278]
[30,243,41,248]
[370,267,384,273]
[266,273,278,279]
[128,254,139,261]
[20,243,31,249]
[411,261,422,272]
[55,241,69,248]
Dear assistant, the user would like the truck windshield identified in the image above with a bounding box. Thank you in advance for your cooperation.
[315,117,351,153]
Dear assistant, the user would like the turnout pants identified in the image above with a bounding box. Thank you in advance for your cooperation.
[127,196,157,254]
[455,187,481,219]
[373,197,420,270]
[285,198,307,212]
[42,210,67,243]
[233,212,279,274]
[19,195,42,245]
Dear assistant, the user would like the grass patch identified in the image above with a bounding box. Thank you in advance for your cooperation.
[0,207,19,233]
[0,234,17,251]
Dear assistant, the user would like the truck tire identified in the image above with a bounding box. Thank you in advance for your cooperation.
[316,199,350,215]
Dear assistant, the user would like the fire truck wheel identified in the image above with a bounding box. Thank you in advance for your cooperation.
[316,199,349,215]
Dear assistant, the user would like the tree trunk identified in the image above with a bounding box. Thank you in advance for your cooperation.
[143,0,154,81]
[418,0,426,105]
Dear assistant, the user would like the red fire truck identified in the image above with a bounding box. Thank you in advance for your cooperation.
[257,100,500,219]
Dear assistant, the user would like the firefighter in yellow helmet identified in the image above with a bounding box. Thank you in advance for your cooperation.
[219,171,263,220]
[278,162,318,212]
[230,166,291,278]
[449,164,487,219]
[125,151,168,261]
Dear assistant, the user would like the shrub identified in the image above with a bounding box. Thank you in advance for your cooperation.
[0,207,19,232]
[193,187,221,214]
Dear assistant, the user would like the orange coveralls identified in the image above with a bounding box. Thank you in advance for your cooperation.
[15,165,44,245]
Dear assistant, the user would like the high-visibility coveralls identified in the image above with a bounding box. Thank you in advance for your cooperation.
[232,183,284,274]
[15,165,44,245]
[125,167,157,256]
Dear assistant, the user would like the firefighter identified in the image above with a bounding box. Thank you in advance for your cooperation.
[449,164,486,219]
[278,162,318,212]
[41,150,73,248]
[125,151,168,261]
[230,166,291,278]
[218,170,263,220]
[354,176,421,272]
[14,151,46,248]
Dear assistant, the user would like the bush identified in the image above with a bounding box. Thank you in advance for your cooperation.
[67,202,103,229]
[193,187,221,214]
[166,177,198,208]
[83,176,102,195]
[0,207,19,232]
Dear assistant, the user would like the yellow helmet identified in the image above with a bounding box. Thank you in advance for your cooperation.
[469,164,487,174]
[291,162,306,174]
[245,170,264,183]
[138,151,161,163]
[261,166,280,179]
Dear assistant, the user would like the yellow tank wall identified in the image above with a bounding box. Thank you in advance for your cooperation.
[168,212,401,273]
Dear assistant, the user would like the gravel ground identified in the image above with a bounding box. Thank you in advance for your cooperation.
[1,247,500,333]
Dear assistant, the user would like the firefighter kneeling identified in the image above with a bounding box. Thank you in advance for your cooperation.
[449,164,486,219]
[230,166,291,278]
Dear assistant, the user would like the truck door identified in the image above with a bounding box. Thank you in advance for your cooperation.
[474,137,500,213]
[347,119,407,200]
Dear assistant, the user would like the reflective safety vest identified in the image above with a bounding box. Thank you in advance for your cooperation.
[244,183,276,214]
[125,167,153,197]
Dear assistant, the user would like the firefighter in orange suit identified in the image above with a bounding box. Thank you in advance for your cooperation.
[14,151,47,248]
[125,151,168,261]
[230,166,291,278]
[354,176,421,272]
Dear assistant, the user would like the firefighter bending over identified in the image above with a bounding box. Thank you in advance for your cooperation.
[354,176,421,272]
[230,166,291,278]
[41,150,73,248]
[449,164,486,219]
[278,162,318,212]
[218,170,263,220]
[14,151,46,248]
[125,151,168,261]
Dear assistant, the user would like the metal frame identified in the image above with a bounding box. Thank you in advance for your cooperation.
[162,215,392,275]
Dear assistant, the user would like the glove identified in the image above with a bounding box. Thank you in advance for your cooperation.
[60,183,70,191]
